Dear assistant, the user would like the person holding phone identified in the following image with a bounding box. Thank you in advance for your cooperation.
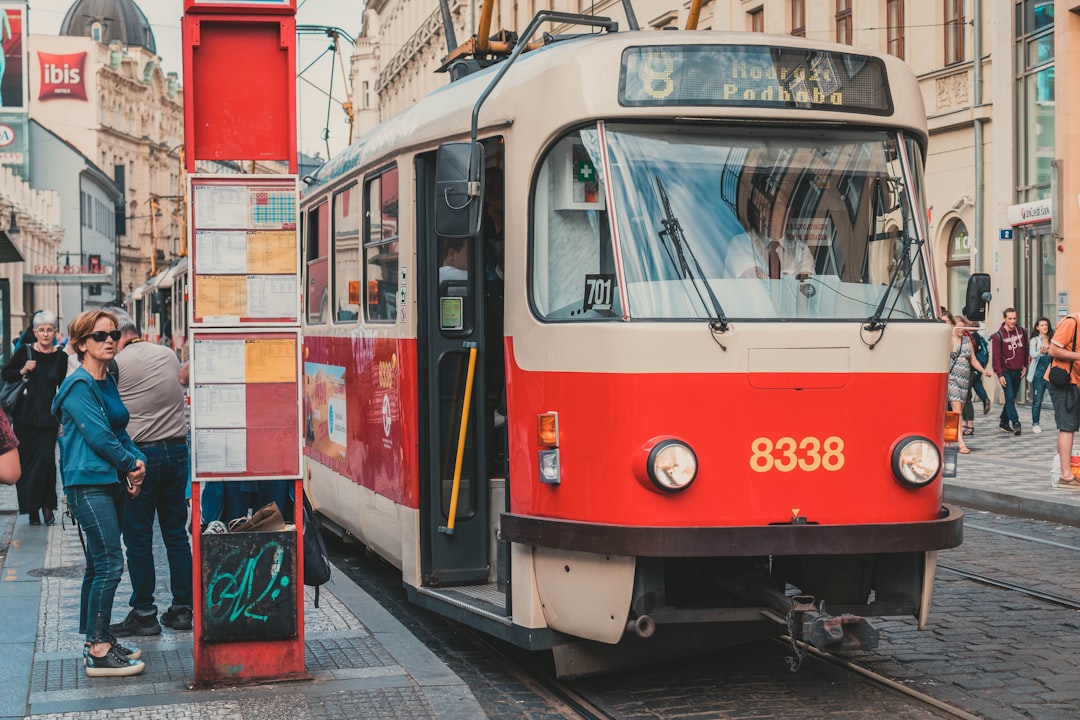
[52,310,147,677]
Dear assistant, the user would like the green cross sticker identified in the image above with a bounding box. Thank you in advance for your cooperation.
[576,160,597,183]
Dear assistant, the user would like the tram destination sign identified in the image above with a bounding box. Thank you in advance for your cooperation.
[620,45,892,115]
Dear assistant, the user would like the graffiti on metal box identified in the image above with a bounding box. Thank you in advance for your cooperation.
[206,541,291,623]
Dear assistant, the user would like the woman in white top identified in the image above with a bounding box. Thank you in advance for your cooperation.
[1028,317,1053,434]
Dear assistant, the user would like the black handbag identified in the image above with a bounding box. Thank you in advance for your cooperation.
[0,346,31,415]
[1048,318,1077,388]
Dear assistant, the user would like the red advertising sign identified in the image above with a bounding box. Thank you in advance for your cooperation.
[37,51,87,102]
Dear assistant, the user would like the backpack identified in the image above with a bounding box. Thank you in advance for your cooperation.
[973,332,989,366]
[301,493,332,607]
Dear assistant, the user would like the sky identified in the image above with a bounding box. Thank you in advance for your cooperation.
[27,0,367,160]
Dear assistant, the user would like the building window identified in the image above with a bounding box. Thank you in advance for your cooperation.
[946,220,970,314]
[749,7,764,32]
[835,0,852,44]
[944,0,965,65]
[1015,0,1055,203]
[887,0,904,59]
[791,0,805,37]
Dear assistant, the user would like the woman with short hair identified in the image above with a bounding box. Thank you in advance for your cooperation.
[1,310,66,525]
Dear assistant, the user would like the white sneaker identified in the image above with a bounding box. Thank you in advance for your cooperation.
[1032,424,1042,434]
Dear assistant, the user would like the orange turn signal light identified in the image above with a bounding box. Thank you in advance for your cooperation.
[538,412,559,448]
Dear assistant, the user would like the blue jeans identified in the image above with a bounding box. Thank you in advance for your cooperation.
[122,441,193,614]
[1031,356,1052,426]
[1000,369,1022,427]
[68,483,126,642]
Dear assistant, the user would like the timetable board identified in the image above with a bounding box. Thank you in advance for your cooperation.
[190,330,302,480]
[189,176,300,325]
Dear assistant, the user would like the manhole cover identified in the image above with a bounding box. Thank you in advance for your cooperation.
[27,565,85,578]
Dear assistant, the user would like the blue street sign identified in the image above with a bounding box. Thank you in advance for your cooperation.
[1000,228,1014,240]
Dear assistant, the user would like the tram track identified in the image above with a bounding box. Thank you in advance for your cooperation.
[943,519,1080,609]
[938,563,1080,610]
[794,640,983,720]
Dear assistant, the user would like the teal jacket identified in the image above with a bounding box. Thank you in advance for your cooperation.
[51,367,144,488]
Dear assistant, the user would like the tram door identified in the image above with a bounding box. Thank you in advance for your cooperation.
[414,146,501,586]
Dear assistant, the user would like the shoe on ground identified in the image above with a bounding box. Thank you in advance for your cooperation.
[161,606,193,631]
[1032,424,1042,434]
[109,610,161,637]
[1013,423,1022,436]
[1058,475,1080,489]
[83,641,141,663]
[999,423,1013,433]
[85,645,144,677]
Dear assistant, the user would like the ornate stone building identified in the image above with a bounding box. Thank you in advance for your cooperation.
[29,0,183,320]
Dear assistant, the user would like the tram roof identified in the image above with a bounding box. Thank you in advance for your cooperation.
[304,30,927,196]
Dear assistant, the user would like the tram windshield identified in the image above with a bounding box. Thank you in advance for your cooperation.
[531,124,935,322]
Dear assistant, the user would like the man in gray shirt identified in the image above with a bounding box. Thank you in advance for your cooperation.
[106,307,193,636]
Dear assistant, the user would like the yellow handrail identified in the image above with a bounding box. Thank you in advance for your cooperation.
[445,346,478,533]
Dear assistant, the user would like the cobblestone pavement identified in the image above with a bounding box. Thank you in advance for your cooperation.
[3,393,1080,719]
[0,485,484,720]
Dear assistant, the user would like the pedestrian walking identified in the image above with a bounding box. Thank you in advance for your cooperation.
[990,307,1029,435]
[1,310,67,525]
[945,313,972,454]
[1047,311,1080,488]
[970,325,992,415]
[1028,317,1054,434]
[53,310,147,677]
[957,315,991,437]
[104,307,193,637]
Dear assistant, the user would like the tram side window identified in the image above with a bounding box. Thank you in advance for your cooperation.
[306,201,330,325]
[332,183,361,323]
[364,165,399,323]
[531,129,619,320]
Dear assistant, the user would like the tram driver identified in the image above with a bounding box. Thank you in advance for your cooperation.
[731,205,814,280]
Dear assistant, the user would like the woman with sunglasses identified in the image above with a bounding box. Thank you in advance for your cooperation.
[52,310,147,677]
[0,310,66,525]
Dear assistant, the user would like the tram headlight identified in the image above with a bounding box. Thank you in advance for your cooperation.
[646,439,698,493]
[891,436,941,487]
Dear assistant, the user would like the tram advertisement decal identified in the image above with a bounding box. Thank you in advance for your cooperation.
[619,45,891,115]
[304,362,347,460]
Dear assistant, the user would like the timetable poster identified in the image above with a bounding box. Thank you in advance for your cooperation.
[189,176,299,325]
[191,330,301,480]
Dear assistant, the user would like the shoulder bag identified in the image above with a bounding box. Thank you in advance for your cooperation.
[0,346,32,416]
[1048,317,1078,388]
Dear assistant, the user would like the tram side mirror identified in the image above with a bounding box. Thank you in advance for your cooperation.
[962,273,991,322]
[435,142,485,238]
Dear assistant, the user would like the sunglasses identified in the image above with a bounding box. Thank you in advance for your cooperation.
[83,330,121,343]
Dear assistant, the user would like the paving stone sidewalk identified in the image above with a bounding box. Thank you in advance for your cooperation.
[0,483,484,720]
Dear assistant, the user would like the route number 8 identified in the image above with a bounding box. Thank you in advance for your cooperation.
[750,436,845,473]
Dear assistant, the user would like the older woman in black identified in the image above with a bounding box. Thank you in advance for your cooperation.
[1,310,67,525]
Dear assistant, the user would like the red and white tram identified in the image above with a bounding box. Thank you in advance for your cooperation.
[299,10,965,676]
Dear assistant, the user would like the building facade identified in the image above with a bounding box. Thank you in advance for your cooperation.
[355,0,1075,338]
[28,0,184,329]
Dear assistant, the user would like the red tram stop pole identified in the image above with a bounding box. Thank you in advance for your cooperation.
[183,0,304,687]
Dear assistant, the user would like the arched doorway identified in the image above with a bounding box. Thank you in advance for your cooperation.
[945,219,970,315]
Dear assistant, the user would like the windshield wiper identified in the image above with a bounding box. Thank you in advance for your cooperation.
[655,176,729,332]
[864,232,924,332]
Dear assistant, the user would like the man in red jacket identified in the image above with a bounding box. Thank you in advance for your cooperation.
[991,307,1029,435]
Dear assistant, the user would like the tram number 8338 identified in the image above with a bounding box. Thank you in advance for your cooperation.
[750,436,845,473]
